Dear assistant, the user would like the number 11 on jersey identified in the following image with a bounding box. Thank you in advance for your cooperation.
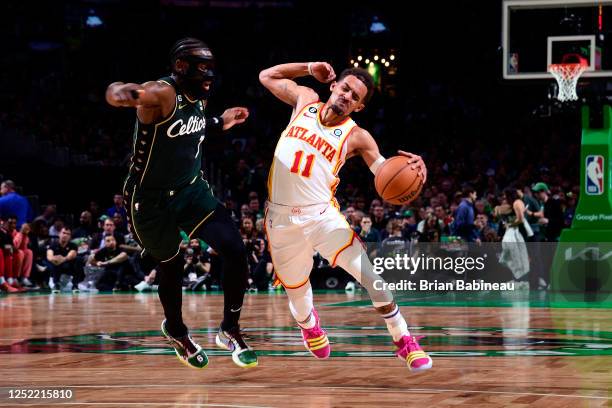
[290,150,315,177]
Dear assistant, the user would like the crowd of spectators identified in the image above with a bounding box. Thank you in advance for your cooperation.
[0,149,577,294]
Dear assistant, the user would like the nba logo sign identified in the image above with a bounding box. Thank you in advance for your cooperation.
[585,155,604,195]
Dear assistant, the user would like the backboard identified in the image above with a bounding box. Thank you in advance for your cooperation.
[503,0,612,79]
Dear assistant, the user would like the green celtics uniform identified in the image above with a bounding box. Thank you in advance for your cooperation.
[123,76,218,261]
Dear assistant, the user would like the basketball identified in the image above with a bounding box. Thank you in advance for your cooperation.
[374,156,425,205]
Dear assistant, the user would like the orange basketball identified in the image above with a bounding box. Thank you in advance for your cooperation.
[374,156,425,205]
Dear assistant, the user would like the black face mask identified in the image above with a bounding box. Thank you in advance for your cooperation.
[175,55,215,100]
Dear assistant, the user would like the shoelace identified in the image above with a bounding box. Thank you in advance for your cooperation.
[167,333,198,356]
[225,326,249,349]
[405,335,426,353]
[304,326,326,339]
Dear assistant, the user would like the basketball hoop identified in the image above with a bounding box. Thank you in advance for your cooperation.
[548,54,588,102]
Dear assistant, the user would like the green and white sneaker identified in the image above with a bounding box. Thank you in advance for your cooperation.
[161,320,208,369]
[215,325,258,368]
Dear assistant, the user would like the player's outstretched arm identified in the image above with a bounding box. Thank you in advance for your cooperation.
[105,81,176,124]
[259,62,332,108]
[347,128,427,182]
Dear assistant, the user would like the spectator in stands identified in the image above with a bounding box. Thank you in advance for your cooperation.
[399,210,418,238]
[183,246,212,290]
[72,211,96,240]
[241,216,265,291]
[522,186,542,242]
[416,207,434,234]
[453,186,479,242]
[48,218,65,238]
[30,219,50,284]
[355,214,378,243]
[8,218,35,287]
[420,215,443,242]
[33,204,56,227]
[106,194,127,220]
[248,197,264,220]
[0,217,20,292]
[368,199,382,216]
[343,206,356,224]
[563,193,577,228]
[90,235,130,291]
[111,212,128,235]
[355,196,367,213]
[72,211,96,239]
[371,205,389,232]
[474,213,494,242]
[434,205,451,235]
[532,182,563,242]
[90,217,125,251]
[0,180,32,228]
[474,200,487,216]
[497,187,530,284]
[46,227,79,293]
[240,217,257,240]
[255,218,266,238]
[240,204,252,220]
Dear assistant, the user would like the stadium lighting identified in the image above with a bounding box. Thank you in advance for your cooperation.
[365,58,370,64]
[390,54,395,61]
[353,62,359,67]
[374,55,379,61]
[357,55,363,61]
[370,16,387,33]
[384,62,390,67]
[381,58,386,63]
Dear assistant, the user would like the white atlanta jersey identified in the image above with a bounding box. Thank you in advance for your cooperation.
[267,101,357,207]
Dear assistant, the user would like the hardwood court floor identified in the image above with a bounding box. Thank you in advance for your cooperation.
[1,290,611,407]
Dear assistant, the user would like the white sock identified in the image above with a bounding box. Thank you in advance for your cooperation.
[333,245,408,342]
[297,312,316,329]
[380,304,409,342]
[286,283,316,329]
[7,278,15,285]
[0,277,5,285]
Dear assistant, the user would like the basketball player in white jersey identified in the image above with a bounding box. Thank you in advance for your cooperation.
[259,62,432,372]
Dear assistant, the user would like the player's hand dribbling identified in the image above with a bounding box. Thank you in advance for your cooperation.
[106,83,145,108]
[221,107,249,130]
[309,62,336,83]
[397,150,427,184]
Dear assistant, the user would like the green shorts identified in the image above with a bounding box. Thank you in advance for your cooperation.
[129,179,218,261]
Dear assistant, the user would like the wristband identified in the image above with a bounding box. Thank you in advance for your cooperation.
[369,155,386,174]
[207,116,224,132]
[307,62,314,76]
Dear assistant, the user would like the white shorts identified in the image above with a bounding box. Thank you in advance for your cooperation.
[264,201,357,289]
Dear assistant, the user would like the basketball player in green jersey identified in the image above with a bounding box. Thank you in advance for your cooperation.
[105,38,257,369]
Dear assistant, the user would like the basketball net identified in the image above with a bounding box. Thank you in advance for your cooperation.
[548,56,588,102]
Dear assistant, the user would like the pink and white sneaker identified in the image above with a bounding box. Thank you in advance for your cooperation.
[300,309,331,359]
[394,335,432,372]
